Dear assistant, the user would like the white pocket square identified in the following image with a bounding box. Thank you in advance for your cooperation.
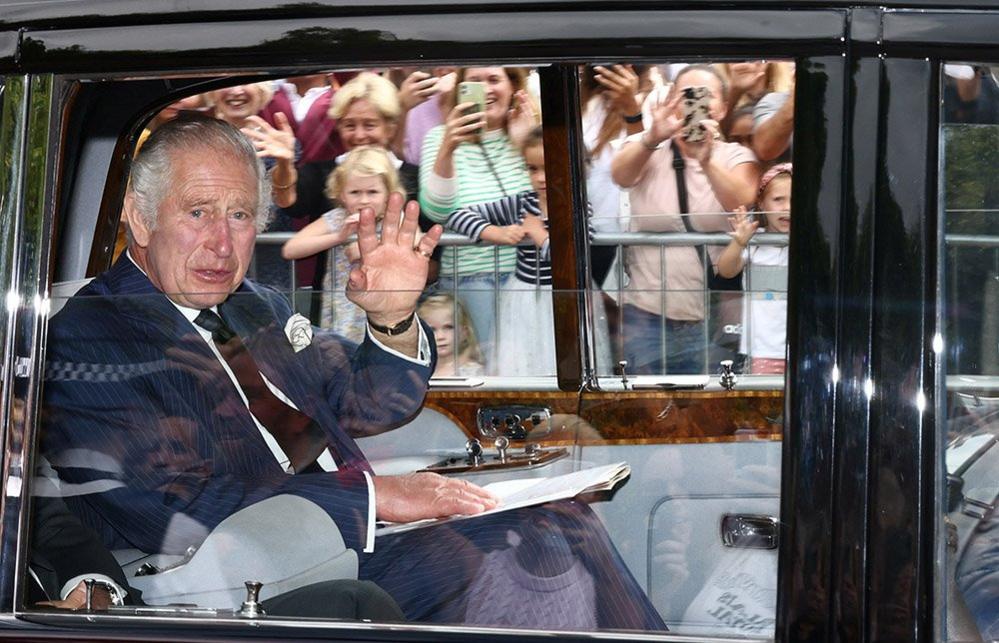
[284,314,314,353]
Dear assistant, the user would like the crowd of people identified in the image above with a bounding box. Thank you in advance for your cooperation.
[133,60,796,378]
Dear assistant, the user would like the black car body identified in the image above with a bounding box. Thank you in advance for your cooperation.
[0,1,997,641]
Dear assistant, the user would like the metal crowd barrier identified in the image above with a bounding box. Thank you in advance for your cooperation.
[251,230,998,381]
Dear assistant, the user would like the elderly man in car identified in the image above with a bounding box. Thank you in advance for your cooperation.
[40,115,665,631]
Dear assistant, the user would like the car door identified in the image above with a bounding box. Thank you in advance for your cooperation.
[0,4,937,642]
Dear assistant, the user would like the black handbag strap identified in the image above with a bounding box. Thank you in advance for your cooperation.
[672,144,743,291]
[672,144,694,231]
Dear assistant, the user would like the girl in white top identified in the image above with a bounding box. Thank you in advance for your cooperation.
[715,163,792,374]
[282,146,405,343]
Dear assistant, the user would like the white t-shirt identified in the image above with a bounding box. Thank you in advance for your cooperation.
[740,244,788,360]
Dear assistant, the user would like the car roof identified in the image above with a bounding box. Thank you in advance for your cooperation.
[0,0,997,30]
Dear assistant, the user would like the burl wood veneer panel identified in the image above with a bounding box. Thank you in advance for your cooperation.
[424,389,784,445]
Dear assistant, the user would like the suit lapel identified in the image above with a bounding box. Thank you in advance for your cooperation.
[104,259,369,472]
[102,257,280,465]
[218,287,371,471]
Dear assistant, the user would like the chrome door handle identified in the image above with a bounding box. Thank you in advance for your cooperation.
[720,514,779,550]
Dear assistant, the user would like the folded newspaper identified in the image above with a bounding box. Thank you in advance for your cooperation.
[375,461,631,537]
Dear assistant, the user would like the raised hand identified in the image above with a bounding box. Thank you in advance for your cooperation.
[730,64,766,94]
[346,192,442,327]
[593,64,642,115]
[399,71,440,111]
[507,90,539,149]
[644,91,683,147]
[372,471,499,523]
[241,114,295,162]
[442,102,486,149]
[676,118,719,165]
[728,206,759,247]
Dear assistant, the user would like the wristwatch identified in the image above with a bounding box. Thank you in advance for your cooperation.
[368,312,416,336]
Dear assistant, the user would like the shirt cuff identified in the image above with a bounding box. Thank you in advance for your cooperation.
[424,172,458,203]
[61,574,128,602]
[362,471,376,554]
[366,316,432,366]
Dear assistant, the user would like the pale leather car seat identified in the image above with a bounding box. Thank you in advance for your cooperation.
[46,284,359,608]
[48,277,93,317]
[127,495,359,608]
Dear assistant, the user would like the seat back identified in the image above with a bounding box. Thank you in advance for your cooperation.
[48,278,94,318]
[127,495,358,608]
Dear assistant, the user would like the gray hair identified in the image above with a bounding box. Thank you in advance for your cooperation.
[129,114,273,234]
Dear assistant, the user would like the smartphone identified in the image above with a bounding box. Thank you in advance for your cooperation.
[457,81,487,136]
[680,85,712,142]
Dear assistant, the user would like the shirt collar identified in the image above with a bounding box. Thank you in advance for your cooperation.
[125,249,217,324]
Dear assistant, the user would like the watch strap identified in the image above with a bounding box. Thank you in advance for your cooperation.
[368,312,416,336]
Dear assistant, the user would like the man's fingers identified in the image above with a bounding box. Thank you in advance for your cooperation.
[398,199,421,247]
[453,477,500,505]
[354,207,380,257]
[436,479,499,515]
[380,192,404,244]
[415,224,442,259]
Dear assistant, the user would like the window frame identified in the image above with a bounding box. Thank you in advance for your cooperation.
[0,6,909,643]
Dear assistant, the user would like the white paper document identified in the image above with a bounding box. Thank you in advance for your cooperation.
[375,461,631,537]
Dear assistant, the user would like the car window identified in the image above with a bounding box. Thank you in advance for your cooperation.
[578,60,790,636]
[938,61,999,642]
[585,60,793,384]
[31,59,791,639]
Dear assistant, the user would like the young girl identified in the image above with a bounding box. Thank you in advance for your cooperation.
[282,146,404,343]
[418,294,485,377]
[446,127,609,376]
[716,163,792,375]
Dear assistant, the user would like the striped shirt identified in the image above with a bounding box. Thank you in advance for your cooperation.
[419,126,530,277]
[447,191,594,286]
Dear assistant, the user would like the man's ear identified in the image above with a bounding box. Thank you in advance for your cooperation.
[122,193,151,248]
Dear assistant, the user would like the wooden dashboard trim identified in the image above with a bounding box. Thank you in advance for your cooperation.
[423,389,784,445]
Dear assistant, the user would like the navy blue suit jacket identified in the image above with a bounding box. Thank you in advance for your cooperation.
[41,257,433,555]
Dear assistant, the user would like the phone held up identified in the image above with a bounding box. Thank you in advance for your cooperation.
[680,85,712,142]
[457,81,487,136]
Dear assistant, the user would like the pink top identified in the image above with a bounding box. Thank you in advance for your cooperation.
[402,97,445,166]
[623,137,756,320]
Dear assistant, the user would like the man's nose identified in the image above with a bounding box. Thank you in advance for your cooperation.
[205,215,234,257]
